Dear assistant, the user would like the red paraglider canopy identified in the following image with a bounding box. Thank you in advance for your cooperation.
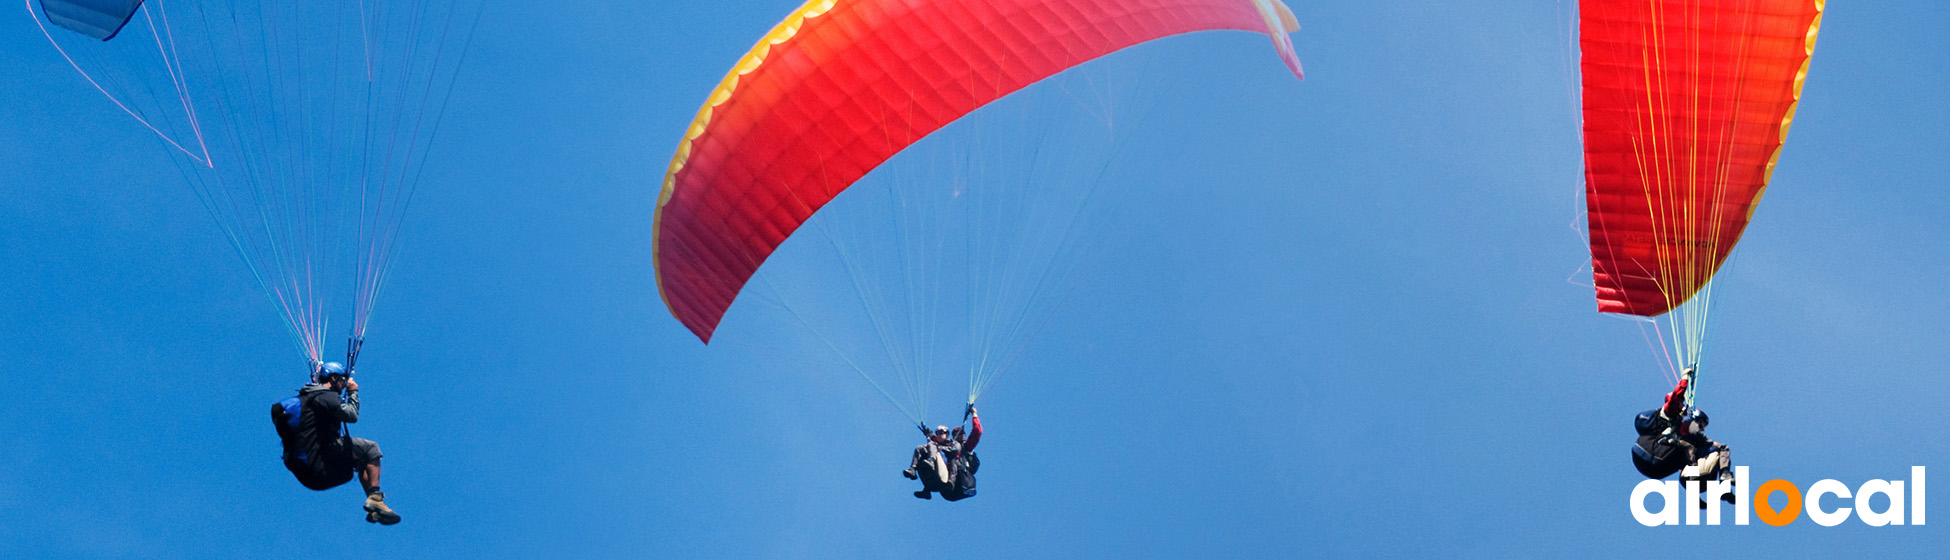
[653,0,1304,342]
[1582,0,1823,317]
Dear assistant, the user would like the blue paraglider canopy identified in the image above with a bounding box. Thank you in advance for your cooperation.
[39,0,144,41]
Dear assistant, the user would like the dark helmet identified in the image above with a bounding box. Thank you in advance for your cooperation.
[1685,410,1709,429]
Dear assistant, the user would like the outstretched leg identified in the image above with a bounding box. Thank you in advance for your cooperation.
[348,438,400,525]
[931,448,951,486]
[906,445,929,480]
[1682,442,1735,507]
[1710,444,1735,504]
[908,444,934,499]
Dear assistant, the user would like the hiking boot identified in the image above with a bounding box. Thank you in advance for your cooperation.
[913,490,932,500]
[902,469,918,480]
[365,492,402,525]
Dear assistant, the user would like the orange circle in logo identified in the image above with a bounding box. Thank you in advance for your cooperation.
[1754,479,1802,526]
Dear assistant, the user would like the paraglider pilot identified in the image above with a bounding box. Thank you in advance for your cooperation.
[1631,367,1734,506]
[904,405,982,501]
[272,362,401,524]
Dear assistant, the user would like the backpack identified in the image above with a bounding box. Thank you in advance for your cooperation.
[1630,408,1690,479]
[274,396,303,429]
[272,395,307,463]
[1633,409,1667,437]
[941,451,979,501]
[1632,434,1688,479]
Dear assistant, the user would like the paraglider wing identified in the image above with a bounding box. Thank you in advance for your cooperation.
[1582,0,1822,317]
[654,0,1304,342]
[39,0,144,41]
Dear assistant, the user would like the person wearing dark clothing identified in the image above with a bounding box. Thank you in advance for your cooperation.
[271,362,400,524]
[903,406,983,501]
[1631,367,1734,506]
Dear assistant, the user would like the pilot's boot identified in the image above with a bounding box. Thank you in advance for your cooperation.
[365,492,402,525]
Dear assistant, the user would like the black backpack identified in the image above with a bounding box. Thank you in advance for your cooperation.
[1633,409,1667,437]
[1630,409,1687,479]
[941,451,979,501]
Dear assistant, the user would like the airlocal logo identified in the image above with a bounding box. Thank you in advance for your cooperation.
[1631,466,1926,527]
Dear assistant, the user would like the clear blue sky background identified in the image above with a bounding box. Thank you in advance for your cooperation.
[4,1,1948,557]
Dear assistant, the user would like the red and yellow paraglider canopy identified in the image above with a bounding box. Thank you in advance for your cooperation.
[1582,0,1823,318]
[653,0,1304,342]
[1581,0,1823,379]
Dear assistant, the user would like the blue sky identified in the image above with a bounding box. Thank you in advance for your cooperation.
[3,1,1949,557]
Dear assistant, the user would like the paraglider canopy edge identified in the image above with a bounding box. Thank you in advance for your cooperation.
[653,0,841,344]
[38,0,146,41]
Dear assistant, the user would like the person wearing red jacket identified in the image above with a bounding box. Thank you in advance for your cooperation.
[904,406,983,501]
[1632,367,1734,505]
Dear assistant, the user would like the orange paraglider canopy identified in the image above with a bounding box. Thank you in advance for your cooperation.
[1582,0,1822,317]
[653,0,1303,342]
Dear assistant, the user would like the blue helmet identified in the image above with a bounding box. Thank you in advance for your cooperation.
[317,362,347,378]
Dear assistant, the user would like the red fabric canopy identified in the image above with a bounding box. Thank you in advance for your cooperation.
[655,0,1302,341]
[1582,0,1823,317]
